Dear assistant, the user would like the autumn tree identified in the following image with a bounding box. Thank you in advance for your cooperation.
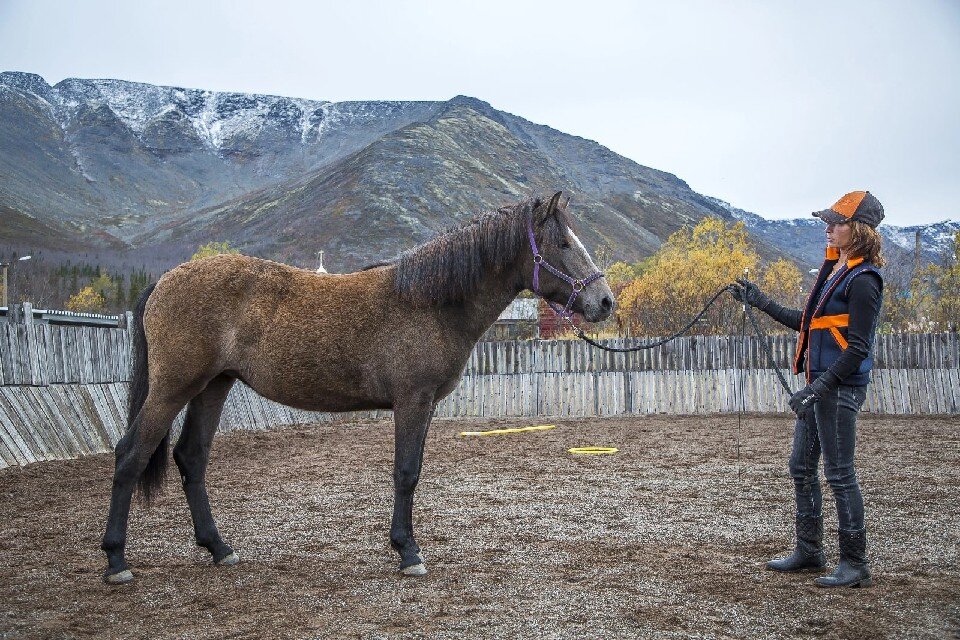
[878,232,960,332]
[754,257,804,334]
[915,231,960,332]
[878,252,923,332]
[605,258,653,294]
[66,286,106,313]
[615,217,803,336]
[191,241,240,261]
[88,272,118,302]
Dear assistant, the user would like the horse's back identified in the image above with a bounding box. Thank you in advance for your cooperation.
[144,254,398,409]
[148,254,392,327]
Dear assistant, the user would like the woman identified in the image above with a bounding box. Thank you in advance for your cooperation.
[734,190,885,588]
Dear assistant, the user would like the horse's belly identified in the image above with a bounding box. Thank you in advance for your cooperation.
[247,382,390,413]
[237,360,390,413]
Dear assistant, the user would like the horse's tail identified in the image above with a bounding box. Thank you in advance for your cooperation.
[127,281,165,504]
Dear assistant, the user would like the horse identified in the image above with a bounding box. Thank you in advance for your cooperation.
[101,192,615,584]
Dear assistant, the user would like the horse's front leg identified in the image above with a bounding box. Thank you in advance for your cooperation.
[390,391,435,576]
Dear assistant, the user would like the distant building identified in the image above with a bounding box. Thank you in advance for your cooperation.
[538,299,586,338]
[482,298,539,341]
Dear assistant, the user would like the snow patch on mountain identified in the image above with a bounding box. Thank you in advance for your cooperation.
[0,71,346,150]
[702,195,957,260]
[885,220,960,255]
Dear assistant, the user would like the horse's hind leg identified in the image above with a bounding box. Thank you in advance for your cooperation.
[173,374,237,565]
[102,394,187,584]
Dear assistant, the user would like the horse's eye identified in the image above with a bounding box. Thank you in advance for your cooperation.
[561,241,571,249]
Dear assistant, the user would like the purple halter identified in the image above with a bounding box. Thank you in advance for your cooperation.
[527,211,605,323]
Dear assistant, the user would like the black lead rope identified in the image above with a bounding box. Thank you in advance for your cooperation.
[741,302,796,396]
[565,282,803,480]
[572,286,733,352]
[571,283,798,396]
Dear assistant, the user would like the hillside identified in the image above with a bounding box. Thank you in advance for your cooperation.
[0,71,954,306]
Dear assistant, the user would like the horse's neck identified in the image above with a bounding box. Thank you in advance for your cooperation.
[450,266,523,342]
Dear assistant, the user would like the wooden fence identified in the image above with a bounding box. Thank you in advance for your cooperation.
[3,324,958,385]
[0,320,957,468]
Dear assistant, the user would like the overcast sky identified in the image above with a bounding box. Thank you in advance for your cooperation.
[1,0,957,226]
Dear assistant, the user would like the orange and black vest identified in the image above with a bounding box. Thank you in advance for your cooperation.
[793,247,882,385]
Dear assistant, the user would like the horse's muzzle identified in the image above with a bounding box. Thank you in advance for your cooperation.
[583,294,615,323]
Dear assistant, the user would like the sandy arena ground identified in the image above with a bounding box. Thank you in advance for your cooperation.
[0,413,958,639]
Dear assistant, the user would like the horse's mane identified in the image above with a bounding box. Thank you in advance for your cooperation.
[392,196,572,306]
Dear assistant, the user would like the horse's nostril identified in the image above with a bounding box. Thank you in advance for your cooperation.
[601,296,613,310]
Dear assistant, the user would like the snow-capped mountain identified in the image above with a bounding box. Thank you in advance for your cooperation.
[882,220,960,258]
[2,71,434,151]
[0,71,443,245]
[1,71,954,276]
[705,196,958,267]
[2,71,737,267]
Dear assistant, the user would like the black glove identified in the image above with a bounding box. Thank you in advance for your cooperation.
[730,278,772,311]
[788,379,829,418]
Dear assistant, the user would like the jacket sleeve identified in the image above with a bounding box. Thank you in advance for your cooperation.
[761,300,802,332]
[813,272,883,392]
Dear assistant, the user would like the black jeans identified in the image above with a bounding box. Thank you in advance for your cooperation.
[789,384,868,531]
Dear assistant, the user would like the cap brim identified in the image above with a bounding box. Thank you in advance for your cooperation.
[812,209,849,224]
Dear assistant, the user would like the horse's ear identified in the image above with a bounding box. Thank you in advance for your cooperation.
[562,195,571,210]
[533,193,561,227]
[547,191,563,218]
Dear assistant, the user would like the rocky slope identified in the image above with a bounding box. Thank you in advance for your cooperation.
[1,71,955,275]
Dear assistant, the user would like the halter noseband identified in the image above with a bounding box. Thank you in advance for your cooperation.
[527,211,605,323]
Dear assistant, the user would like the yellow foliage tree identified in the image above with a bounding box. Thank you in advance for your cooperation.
[916,231,960,331]
[191,241,240,261]
[615,217,803,336]
[67,286,106,313]
[606,258,653,293]
[88,272,118,301]
[760,258,804,311]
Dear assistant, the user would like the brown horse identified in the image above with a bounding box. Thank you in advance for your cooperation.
[101,192,614,583]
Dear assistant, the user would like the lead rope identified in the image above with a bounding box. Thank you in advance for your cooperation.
[559,279,801,480]
[570,285,733,352]
[741,302,796,396]
[567,284,796,398]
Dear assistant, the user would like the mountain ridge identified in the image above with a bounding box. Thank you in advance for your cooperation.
[1,71,955,278]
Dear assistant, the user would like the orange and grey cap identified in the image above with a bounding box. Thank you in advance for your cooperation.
[812,191,884,227]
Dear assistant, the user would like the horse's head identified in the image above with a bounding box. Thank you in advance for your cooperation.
[525,192,615,323]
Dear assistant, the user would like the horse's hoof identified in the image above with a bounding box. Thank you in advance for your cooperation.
[104,569,134,585]
[215,552,240,566]
[400,563,428,577]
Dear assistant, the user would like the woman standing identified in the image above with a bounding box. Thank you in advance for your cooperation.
[734,191,885,588]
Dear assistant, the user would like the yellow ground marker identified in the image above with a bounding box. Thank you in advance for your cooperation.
[459,424,557,437]
[567,446,618,455]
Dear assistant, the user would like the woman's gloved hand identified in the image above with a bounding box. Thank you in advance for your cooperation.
[730,278,773,311]
[788,379,830,418]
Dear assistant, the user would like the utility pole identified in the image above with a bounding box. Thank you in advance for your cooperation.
[1,255,32,307]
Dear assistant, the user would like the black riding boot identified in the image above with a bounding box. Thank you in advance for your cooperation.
[766,515,826,572]
[815,528,872,588]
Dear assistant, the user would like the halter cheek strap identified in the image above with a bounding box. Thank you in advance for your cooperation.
[527,212,605,322]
